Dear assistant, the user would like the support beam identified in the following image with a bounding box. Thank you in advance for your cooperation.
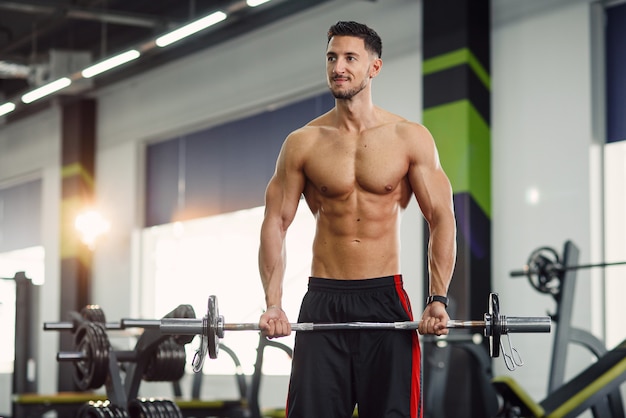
[421,1,492,416]
[58,98,96,392]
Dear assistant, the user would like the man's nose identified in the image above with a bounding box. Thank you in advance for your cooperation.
[333,59,346,74]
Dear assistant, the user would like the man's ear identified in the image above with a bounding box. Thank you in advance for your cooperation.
[370,58,383,78]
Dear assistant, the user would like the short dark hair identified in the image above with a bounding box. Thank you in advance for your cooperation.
[327,21,382,58]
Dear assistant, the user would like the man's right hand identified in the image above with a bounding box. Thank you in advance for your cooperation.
[417,302,449,336]
[259,306,292,338]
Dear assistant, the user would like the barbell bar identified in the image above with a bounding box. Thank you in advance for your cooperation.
[149,293,551,371]
[509,245,626,295]
[511,260,626,279]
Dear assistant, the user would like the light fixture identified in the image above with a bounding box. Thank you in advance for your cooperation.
[0,102,16,117]
[247,0,272,7]
[525,187,541,205]
[21,77,72,104]
[75,209,111,249]
[82,49,141,78]
[156,11,227,47]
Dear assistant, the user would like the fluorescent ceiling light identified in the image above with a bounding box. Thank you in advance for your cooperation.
[0,102,16,117]
[156,11,227,47]
[247,0,272,6]
[82,50,141,78]
[0,61,30,79]
[21,77,72,104]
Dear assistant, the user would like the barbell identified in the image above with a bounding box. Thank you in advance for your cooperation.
[121,293,551,371]
[510,246,626,295]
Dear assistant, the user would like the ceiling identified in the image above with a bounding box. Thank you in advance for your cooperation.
[0,0,335,117]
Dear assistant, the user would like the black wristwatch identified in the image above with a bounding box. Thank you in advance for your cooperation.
[426,295,449,308]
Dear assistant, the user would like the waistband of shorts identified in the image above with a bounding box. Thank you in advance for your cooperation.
[308,275,403,292]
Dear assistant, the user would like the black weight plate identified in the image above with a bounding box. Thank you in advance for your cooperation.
[489,293,501,357]
[73,322,109,390]
[207,295,219,359]
[90,322,111,389]
[127,399,143,418]
[81,305,107,323]
[154,399,170,418]
[163,400,183,418]
[145,399,161,418]
[78,401,102,418]
[526,246,561,294]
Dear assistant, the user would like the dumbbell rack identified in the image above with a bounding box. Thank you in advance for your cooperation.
[44,304,197,418]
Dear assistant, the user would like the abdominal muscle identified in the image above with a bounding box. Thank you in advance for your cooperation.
[307,189,403,280]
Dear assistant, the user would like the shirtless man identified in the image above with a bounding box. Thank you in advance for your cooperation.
[258,21,457,418]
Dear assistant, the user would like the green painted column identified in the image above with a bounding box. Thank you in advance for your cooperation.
[58,98,96,391]
[422,1,492,416]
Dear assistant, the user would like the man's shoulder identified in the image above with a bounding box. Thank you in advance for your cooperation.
[286,124,326,142]
[375,108,426,132]
[396,119,429,136]
[287,112,335,140]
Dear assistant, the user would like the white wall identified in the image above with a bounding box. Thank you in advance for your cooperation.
[491,0,598,401]
[0,0,613,413]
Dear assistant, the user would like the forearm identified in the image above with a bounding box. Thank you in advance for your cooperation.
[427,213,457,296]
[259,218,287,308]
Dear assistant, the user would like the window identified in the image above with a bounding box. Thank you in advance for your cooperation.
[140,204,315,375]
[603,2,626,347]
[0,246,45,373]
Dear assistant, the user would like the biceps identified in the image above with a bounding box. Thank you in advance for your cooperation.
[264,174,303,230]
[411,165,454,224]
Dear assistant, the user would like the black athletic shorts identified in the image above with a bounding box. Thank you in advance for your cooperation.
[285,275,422,418]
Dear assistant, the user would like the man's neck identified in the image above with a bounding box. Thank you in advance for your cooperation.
[334,94,378,132]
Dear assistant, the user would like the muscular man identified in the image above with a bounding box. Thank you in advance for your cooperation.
[258,21,457,418]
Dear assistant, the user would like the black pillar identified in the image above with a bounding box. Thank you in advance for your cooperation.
[422,1,492,416]
[58,98,96,391]
[12,272,39,395]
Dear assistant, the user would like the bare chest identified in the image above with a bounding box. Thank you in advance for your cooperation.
[303,132,409,197]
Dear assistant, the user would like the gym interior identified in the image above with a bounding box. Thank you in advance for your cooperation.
[0,0,625,417]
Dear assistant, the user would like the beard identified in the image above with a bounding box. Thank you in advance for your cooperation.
[329,77,368,100]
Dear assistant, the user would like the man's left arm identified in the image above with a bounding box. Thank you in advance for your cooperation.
[405,123,457,335]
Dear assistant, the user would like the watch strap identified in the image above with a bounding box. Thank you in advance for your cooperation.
[426,295,449,308]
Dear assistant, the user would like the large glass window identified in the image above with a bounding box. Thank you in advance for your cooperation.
[603,143,626,348]
[140,203,315,375]
[0,246,45,373]
[606,2,626,143]
[0,177,43,374]
[145,93,333,226]
[603,2,626,347]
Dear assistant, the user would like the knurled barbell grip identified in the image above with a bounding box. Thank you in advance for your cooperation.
[501,316,552,333]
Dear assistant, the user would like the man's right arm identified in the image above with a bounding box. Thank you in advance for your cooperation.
[258,133,306,337]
